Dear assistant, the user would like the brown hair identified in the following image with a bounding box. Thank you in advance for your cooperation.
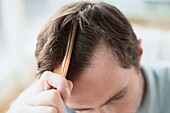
[35,1,138,81]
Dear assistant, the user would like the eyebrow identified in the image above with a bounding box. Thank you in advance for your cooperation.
[101,87,127,106]
[71,87,127,112]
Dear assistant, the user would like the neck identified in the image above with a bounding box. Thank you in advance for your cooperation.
[139,70,146,108]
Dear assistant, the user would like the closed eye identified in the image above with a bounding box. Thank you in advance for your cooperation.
[113,88,127,101]
[71,87,128,112]
[101,87,127,106]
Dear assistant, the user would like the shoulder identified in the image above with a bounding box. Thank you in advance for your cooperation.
[141,59,170,113]
[142,59,170,85]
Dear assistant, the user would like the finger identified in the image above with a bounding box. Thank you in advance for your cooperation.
[16,105,58,113]
[14,81,45,102]
[40,71,71,104]
[67,80,73,92]
[25,89,66,113]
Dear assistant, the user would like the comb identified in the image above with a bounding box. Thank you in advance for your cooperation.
[53,23,77,78]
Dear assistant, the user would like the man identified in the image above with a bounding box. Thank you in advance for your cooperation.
[7,1,170,113]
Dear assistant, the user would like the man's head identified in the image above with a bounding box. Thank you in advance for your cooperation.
[35,1,144,113]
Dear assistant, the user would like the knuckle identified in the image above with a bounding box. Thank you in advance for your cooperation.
[58,79,69,90]
[56,76,66,83]
[41,71,51,79]
[49,90,60,100]
[40,71,53,83]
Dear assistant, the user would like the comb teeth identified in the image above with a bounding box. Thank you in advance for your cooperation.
[54,23,77,78]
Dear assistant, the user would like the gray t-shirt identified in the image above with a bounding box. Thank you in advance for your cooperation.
[137,60,170,113]
[66,60,170,113]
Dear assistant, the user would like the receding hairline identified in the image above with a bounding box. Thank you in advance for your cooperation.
[69,39,123,83]
[35,1,139,82]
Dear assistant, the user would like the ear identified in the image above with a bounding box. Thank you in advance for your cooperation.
[137,39,143,67]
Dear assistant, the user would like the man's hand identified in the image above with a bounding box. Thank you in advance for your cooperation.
[7,71,73,113]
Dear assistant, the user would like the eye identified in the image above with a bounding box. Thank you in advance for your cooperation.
[114,89,127,101]
[114,92,125,100]
[75,110,92,113]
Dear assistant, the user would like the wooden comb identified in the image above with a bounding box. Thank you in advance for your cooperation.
[53,23,77,78]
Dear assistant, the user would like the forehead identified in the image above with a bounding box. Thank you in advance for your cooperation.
[68,45,132,107]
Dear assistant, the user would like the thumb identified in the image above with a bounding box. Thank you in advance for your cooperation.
[67,80,73,93]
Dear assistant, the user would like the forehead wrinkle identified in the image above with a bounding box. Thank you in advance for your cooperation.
[68,45,130,108]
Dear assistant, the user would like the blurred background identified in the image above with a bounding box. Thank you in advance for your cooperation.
[0,0,170,112]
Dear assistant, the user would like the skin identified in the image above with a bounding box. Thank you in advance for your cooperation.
[68,42,144,113]
[7,40,144,113]
[7,71,73,113]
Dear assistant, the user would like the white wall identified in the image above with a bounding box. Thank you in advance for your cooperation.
[134,25,170,61]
